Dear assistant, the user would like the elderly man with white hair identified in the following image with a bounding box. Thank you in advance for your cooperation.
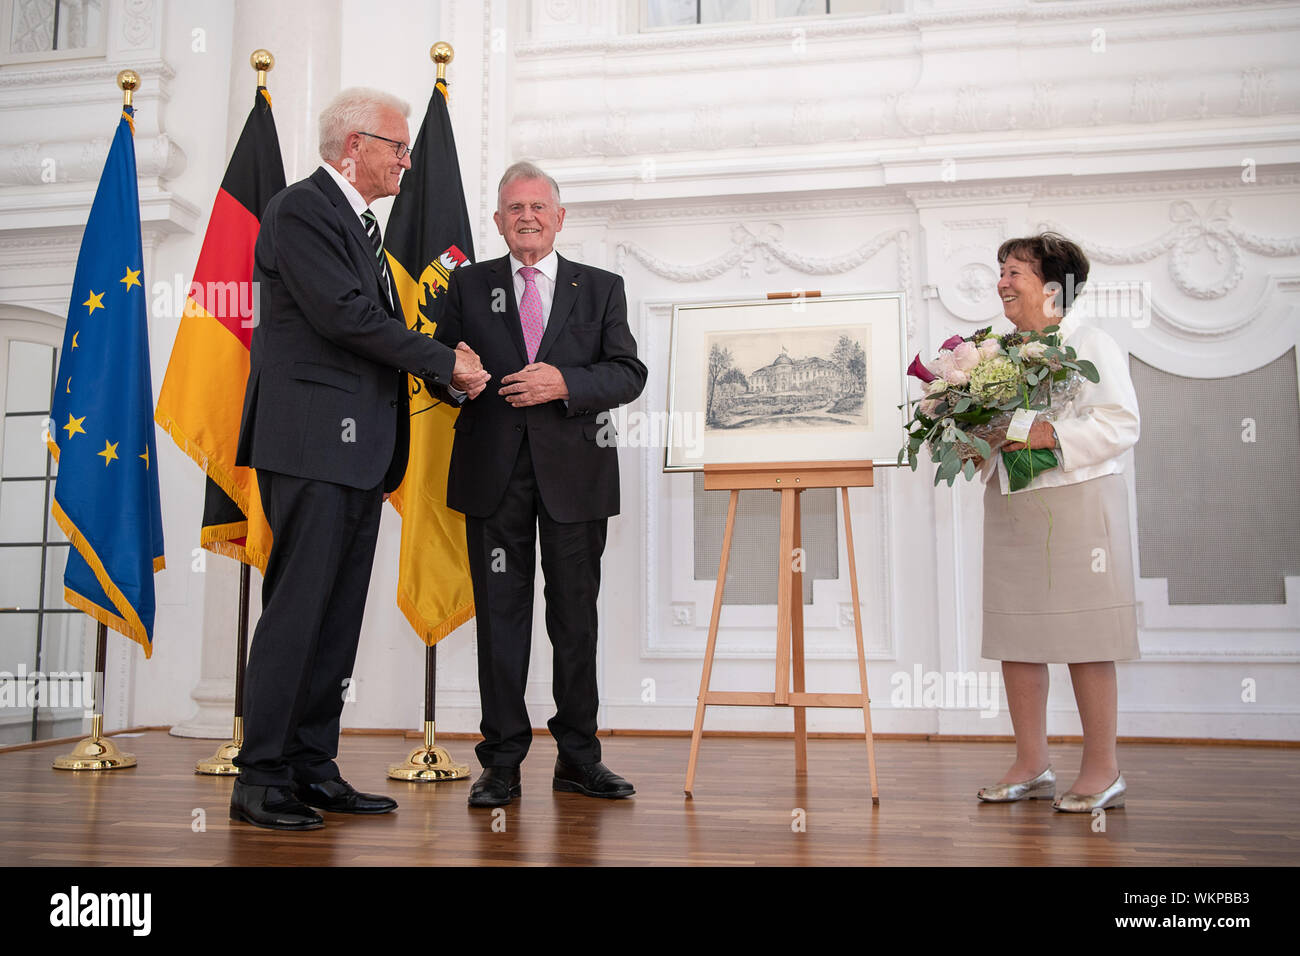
[230,87,489,830]
[434,161,647,808]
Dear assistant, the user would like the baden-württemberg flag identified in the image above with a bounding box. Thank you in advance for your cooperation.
[47,104,165,657]
[385,75,475,644]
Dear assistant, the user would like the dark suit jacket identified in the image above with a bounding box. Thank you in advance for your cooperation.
[236,167,457,493]
[434,254,647,522]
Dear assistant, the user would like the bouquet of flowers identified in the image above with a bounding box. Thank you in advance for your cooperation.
[899,326,1099,490]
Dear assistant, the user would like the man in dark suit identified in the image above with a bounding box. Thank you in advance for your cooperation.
[229,88,489,830]
[434,161,647,807]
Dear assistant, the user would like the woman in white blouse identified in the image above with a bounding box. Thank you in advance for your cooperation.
[975,233,1141,813]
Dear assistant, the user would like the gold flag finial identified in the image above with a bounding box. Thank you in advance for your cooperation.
[251,49,274,88]
[116,69,140,108]
[431,41,453,81]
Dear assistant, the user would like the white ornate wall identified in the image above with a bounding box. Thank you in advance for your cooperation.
[2,0,1297,743]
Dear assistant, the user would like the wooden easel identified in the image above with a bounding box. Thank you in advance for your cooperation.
[683,460,879,804]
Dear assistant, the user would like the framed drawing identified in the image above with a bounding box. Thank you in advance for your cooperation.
[663,292,908,471]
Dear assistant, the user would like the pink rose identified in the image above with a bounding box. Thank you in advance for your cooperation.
[932,350,968,385]
[978,338,1001,360]
[952,341,980,371]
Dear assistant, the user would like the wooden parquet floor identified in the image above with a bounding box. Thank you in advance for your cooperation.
[2,731,1297,867]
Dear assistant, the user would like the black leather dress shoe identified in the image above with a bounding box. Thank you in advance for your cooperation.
[292,776,397,814]
[468,766,521,808]
[553,759,635,799]
[230,779,325,830]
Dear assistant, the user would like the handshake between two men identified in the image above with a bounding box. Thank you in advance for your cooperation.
[450,340,570,407]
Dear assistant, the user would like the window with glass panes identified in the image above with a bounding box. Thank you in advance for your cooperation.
[644,0,890,30]
[1,337,89,746]
[4,0,104,55]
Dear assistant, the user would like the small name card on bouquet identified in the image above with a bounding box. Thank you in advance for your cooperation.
[1005,408,1039,444]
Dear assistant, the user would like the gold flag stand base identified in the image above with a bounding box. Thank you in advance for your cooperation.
[387,721,469,782]
[52,715,136,771]
[195,717,243,775]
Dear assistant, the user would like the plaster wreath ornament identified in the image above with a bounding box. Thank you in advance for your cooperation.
[899,328,1098,491]
[1042,199,1300,302]
[1166,199,1245,300]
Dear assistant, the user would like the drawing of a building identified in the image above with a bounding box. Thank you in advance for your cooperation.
[748,351,850,394]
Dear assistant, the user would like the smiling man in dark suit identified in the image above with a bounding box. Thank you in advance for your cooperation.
[229,87,490,830]
[435,161,647,807]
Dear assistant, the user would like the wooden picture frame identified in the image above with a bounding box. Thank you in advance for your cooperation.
[663,292,908,471]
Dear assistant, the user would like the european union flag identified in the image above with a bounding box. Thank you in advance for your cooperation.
[47,105,165,657]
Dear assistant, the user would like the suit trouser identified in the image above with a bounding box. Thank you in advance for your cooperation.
[233,470,382,787]
[465,435,607,769]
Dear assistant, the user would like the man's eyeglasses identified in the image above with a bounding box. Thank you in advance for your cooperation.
[358,131,412,160]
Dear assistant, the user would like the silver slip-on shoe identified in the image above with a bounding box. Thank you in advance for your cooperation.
[976,766,1056,803]
[1053,773,1126,812]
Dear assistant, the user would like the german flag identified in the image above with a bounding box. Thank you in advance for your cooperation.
[155,87,285,569]
[385,76,475,644]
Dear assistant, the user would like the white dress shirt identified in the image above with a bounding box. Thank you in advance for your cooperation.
[509,249,559,330]
[320,163,392,306]
[322,162,368,220]
[991,310,1141,495]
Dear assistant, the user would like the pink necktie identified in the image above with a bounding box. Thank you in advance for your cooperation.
[518,266,544,363]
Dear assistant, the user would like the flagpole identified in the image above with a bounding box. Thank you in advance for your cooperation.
[52,70,147,772]
[387,41,470,783]
[196,50,275,776]
[194,561,250,774]
[53,621,138,770]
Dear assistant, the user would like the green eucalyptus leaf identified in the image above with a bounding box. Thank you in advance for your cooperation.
[1077,359,1100,383]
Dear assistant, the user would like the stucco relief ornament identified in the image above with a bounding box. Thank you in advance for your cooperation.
[735,223,783,278]
[956,263,997,306]
[619,223,906,281]
[1167,199,1244,300]
[1044,200,1300,302]
[10,141,41,185]
[122,0,154,47]
[546,0,578,22]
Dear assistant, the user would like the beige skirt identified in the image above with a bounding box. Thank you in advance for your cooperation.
[982,474,1140,663]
